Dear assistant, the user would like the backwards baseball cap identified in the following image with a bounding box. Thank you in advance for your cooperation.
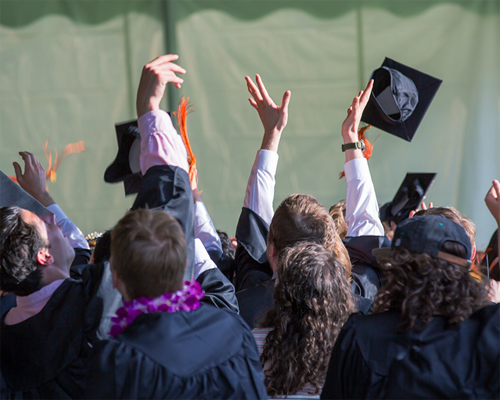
[361,57,442,142]
[373,215,472,268]
[380,172,436,225]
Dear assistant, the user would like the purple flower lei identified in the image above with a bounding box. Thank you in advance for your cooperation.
[109,280,204,338]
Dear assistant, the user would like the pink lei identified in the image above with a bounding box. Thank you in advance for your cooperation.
[109,280,204,337]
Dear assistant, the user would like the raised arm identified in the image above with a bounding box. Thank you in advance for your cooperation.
[192,168,223,254]
[136,54,188,174]
[13,151,89,249]
[485,179,500,255]
[243,75,291,225]
[341,80,384,237]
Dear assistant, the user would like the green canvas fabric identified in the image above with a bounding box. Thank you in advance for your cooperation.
[0,0,498,249]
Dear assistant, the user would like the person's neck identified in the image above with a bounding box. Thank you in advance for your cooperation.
[40,264,70,287]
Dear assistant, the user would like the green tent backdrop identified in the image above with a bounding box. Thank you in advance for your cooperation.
[1,0,499,249]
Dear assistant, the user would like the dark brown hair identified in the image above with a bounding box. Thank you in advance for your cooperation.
[268,194,352,277]
[0,206,44,296]
[111,209,186,299]
[373,241,489,331]
[260,242,355,396]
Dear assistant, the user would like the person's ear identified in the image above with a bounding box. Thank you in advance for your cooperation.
[268,242,279,273]
[111,265,130,301]
[111,267,120,289]
[36,248,53,266]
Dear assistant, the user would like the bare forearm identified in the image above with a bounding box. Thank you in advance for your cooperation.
[260,129,282,153]
[34,191,56,207]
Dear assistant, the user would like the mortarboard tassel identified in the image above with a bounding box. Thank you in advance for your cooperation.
[339,125,380,179]
[9,139,86,189]
[173,97,198,189]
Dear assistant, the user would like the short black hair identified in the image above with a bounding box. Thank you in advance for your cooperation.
[0,206,44,296]
[92,230,112,264]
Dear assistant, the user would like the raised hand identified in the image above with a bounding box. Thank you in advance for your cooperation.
[342,80,373,143]
[136,54,186,118]
[409,202,434,219]
[485,179,500,225]
[13,151,55,207]
[245,74,291,152]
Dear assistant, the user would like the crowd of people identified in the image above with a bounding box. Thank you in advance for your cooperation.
[1,53,499,399]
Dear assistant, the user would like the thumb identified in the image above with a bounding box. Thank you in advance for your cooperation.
[13,162,23,181]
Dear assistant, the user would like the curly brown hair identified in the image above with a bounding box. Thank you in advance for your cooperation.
[373,241,489,332]
[260,242,355,396]
[329,199,348,240]
[269,194,352,278]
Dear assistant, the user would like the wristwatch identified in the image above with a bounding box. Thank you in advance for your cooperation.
[342,141,365,152]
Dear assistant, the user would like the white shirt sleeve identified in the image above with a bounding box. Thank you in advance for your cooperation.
[194,202,222,253]
[193,238,217,279]
[243,150,279,226]
[47,204,89,249]
[344,158,384,237]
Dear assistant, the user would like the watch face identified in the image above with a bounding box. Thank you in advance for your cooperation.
[360,141,366,151]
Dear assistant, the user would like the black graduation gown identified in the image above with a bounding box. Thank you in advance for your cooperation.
[197,267,239,313]
[321,304,500,399]
[132,165,196,281]
[0,264,104,399]
[343,235,390,302]
[234,207,273,292]
[85,304,267,399]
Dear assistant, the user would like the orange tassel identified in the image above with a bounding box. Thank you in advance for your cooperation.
[43,140,86,183]
[8,140,86,187]
[339,125,379,179]
[173,97,198,189]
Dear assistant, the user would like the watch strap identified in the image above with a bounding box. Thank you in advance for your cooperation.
[342,141,365,152]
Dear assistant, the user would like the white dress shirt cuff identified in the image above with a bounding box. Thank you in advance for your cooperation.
[243,150,279,226]
[193,238,217,279]
[194,202,222,253]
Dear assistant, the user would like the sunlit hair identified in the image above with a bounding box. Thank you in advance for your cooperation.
[260,242,355,396]
[111,209,186,300]
[329,199,348,240]
[373,241,488,331]
[268,194,352,277]
[0,206,44,296]
[415,207,476,249]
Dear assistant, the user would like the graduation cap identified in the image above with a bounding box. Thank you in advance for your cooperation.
[380,172,436,225]
[361,57,442,142]
[0,170,50,216]
[104,120,144,196]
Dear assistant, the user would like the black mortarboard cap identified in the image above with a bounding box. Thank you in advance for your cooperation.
[380,172,436,225]
[104,120,143,196]
[0,170,50,216]
[104,114,175,196]
[361,57,442,142]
